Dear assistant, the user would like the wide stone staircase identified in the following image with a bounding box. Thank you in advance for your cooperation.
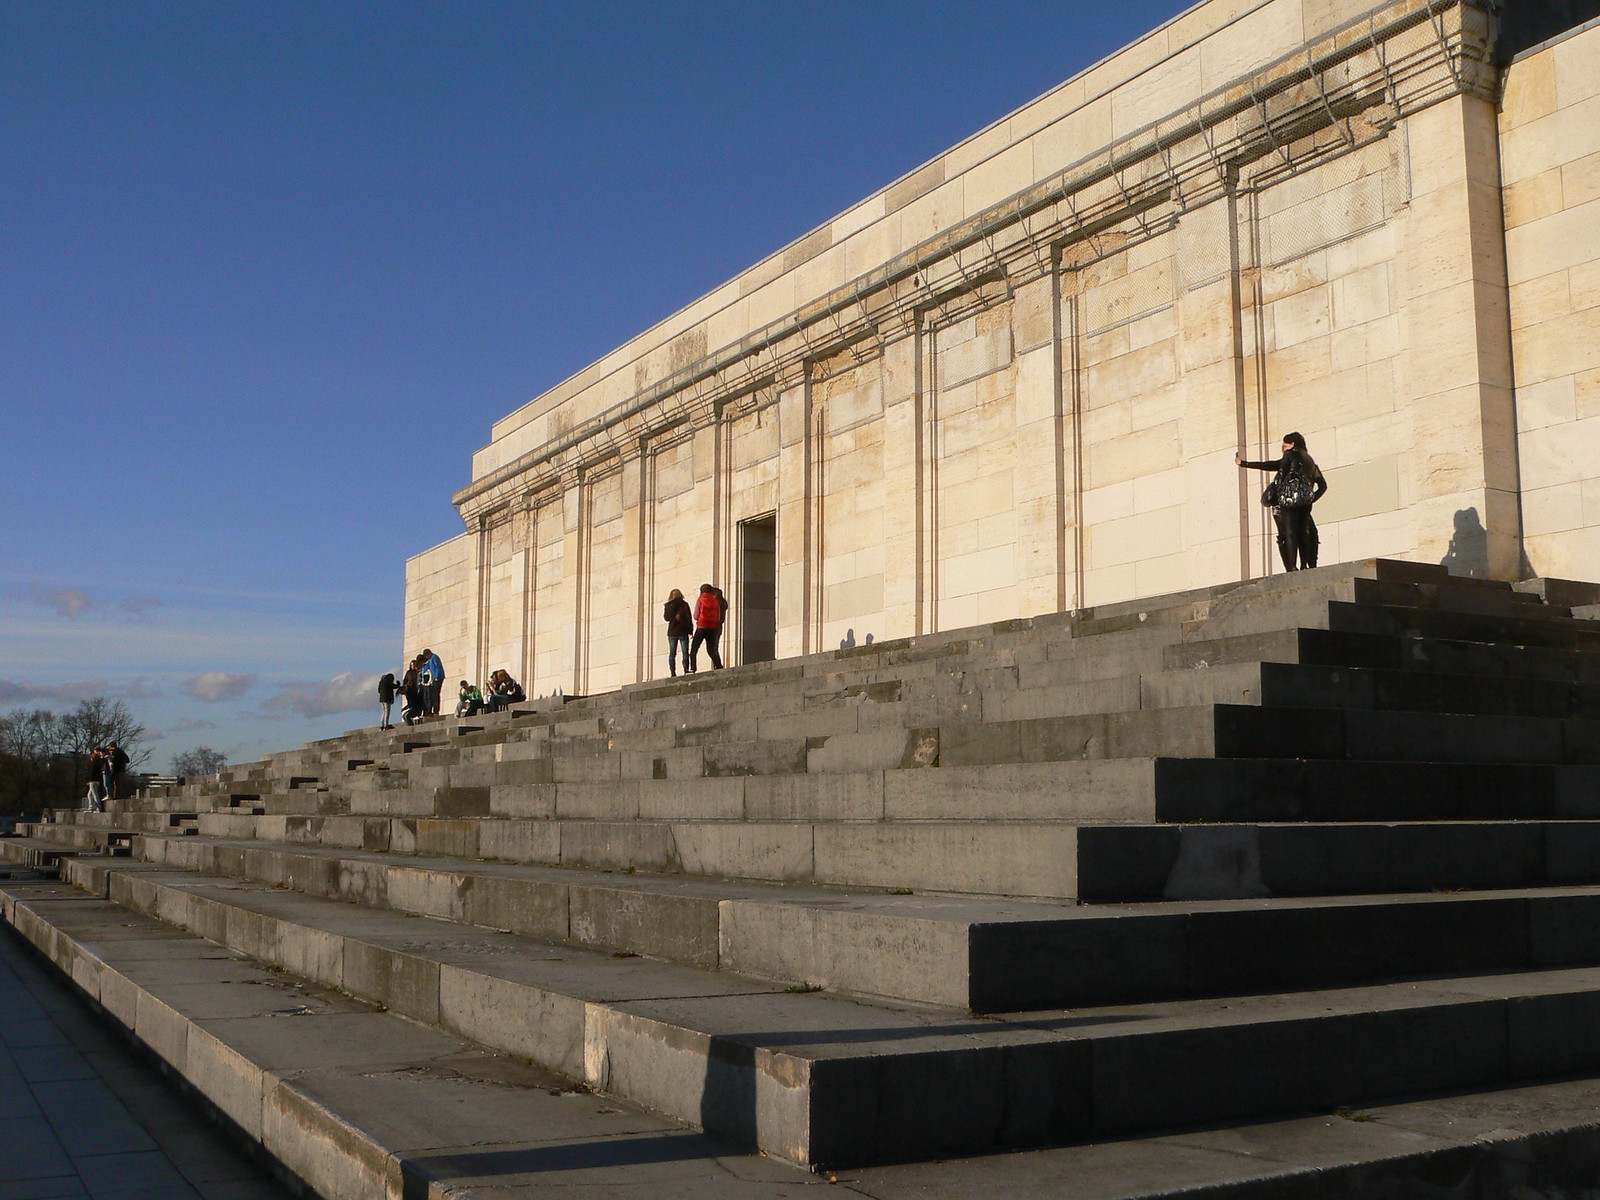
[9,557,1600,1196]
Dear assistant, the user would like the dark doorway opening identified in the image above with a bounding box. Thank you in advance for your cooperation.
[739,514,777,665]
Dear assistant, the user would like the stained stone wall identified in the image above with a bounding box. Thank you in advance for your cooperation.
[1501,16,1600,582]
[405,0,1600,697]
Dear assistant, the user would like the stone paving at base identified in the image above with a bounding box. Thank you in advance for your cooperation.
[0,921,291,1200]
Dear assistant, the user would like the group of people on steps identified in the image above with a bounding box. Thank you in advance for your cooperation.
[377,649,526,728]
[83,741,128,811]
[662,583,728,676]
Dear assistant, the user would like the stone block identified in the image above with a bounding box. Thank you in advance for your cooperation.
[414,819,479,858]
[813,822,1079,898]
[1506,197,1600,287]
[560,822,678,873]
[720,899,971,1008]
[637,777,746,821]
[703,740,805,777]
[133,990,189,1070]
[554,781,640,820]
[438,965,587,1080]
[570,885,718,967]
[743,771,884,821]
[671,823,815,883]
[494,757,554,786]
[263,1079,401,1200]
[1502,44,1558,128]
[386,867,466,922]
[489,783,556,818]
[460,873,568,940]
[183,1022,266,1139]
[342,942,441,1025]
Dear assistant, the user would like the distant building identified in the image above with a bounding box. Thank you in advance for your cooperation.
[407,0,1600,695]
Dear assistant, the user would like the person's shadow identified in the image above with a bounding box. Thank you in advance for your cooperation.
[1440,507,1488,578]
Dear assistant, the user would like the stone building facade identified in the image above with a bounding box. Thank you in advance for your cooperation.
[406,0,1600,697]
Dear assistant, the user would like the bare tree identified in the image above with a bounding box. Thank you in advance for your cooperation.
[0,698,149,817]
[60,699,149,766]
[0,709,62,761]
[171,746,228,779]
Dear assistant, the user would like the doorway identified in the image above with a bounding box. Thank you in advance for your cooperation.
[739,514,777,665]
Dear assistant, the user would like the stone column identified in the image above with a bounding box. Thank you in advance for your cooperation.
[774,382,809,659]
[1010,271,1063,617]
[1402,94,1520,578]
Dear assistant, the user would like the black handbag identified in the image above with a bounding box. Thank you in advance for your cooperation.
[1276,469,1314,509]
[1261,481,1279,507]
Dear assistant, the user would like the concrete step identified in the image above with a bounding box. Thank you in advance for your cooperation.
[194,695,1600,830]
[13,866,1600,1196]
[1209,703,1600,764]
[28,793,1600,907]
[114,751,1600,825]
[1517,574,1600,608]
[1167,624,1600,684]
[13,868,1600,1198]
[1145,659,1600,718]
[0,876,742,1198]
[1327,599,1600,651]
[53,834,1600,1012]
[18,864,1600,1169]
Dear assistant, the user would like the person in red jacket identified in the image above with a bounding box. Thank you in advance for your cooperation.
[687,583,727,672]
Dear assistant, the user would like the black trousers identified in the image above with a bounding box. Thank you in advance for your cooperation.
[688,626,723,670]
[1273,507,1319,571]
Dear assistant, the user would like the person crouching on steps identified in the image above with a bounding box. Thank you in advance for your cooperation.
[483,669,525,713]
[1237,432,1328,571]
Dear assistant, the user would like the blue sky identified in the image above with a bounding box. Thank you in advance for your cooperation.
[2,0,1190,771]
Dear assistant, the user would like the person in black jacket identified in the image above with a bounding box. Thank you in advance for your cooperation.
[377,672,398,729]
[106,741,130,801]
[663,588,693,676]
[1237,432,1328,571]
[400,657,425,726]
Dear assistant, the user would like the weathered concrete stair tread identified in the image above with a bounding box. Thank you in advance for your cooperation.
[0,879,746,1198]
[18,866,1600,1169]
[16,879,1600,1196]
[29,807,1600,928]
[0,815,1534,911]
[1182,659,1600,717]
[58,846,1600,1012]
[169,755,1600,823]
[1327,600,1600,649]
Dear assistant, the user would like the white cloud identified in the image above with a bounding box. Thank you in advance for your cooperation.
[187,672,257,702]
[31,586,94,618]
[265,671,378,719]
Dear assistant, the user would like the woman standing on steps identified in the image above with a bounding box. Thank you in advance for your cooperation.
[1237,431,1328,572]
[663,588,693,676]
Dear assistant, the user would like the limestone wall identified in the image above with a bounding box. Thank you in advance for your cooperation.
[402,535,475,689]
[1502,17,1600,580]
[406,0,1568,698]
